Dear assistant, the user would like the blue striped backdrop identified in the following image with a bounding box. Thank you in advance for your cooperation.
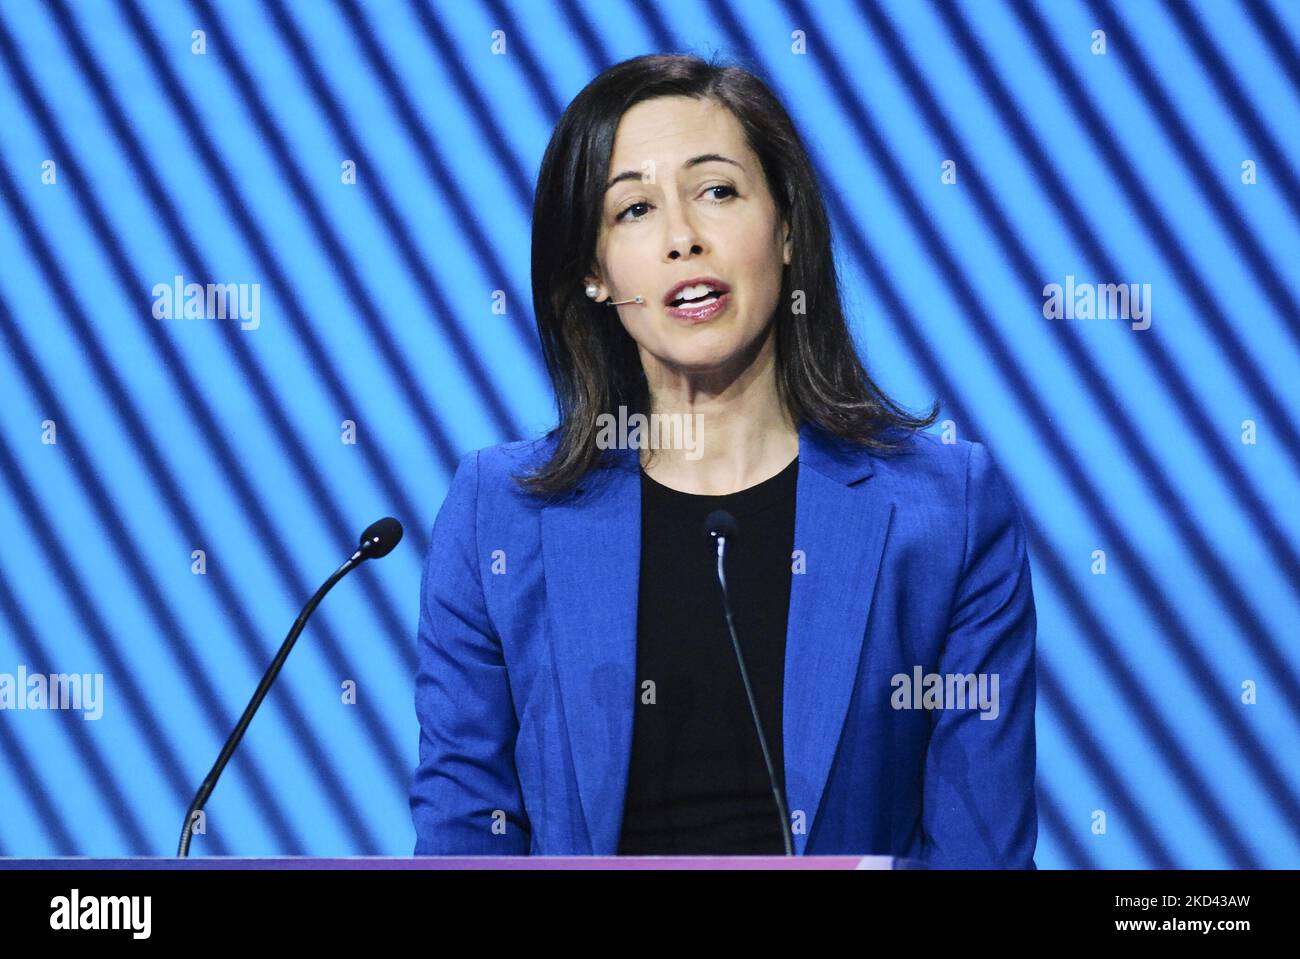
[0,0,1297,866]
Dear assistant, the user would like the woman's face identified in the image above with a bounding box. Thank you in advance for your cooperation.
[587,96,791,382]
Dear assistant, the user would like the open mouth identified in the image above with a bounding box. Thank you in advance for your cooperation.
[670,291,722,307]
[665,291,731,323]
[664,279,732,309]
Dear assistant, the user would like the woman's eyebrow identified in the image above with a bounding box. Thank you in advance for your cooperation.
[604,153,743,193]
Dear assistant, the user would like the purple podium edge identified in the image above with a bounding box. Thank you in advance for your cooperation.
[0,855,923,870]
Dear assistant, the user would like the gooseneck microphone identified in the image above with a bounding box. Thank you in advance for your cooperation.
[176,517,404,857]
[703,509,794,856]
[605,295,644,305]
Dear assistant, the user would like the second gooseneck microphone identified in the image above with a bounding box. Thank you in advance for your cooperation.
[703,509,795,856]
[177,517,404,857]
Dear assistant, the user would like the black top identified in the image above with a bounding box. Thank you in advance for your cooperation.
[618,454,799,855]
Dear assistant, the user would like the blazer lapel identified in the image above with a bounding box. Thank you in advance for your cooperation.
[540,421,893,855]
[783,421,894,854]
[541,447,640,854]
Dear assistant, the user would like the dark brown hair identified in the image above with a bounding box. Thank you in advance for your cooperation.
[519,52,937,494]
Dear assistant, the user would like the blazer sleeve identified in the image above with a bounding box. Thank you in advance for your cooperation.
[919,441,1038,868]
[410,450,531,855]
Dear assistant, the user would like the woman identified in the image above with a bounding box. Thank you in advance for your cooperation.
[410,53,1037,866]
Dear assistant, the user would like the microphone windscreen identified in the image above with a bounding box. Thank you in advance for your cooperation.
[359,516,404,559]
[703,509,737,541]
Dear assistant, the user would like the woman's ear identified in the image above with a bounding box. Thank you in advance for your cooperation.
[584,261,606,300]
[782,222,793,266]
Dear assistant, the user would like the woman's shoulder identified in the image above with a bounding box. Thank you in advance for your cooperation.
[476,432,560,473]
[859,427,1014,518]
[443,431,564,506]
[867,427,974,478]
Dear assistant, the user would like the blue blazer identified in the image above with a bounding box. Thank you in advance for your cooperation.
[410,419,1038,867]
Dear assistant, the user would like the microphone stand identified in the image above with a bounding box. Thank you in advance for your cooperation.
[710,521,795,856]
[177,520,401,857]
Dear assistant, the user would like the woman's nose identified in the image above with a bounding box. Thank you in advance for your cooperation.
[663,198,706,260]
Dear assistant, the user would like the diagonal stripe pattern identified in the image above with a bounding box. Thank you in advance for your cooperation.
[0,0,1296,866]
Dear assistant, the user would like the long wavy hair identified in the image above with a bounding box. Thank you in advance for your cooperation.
[518,52,937,494]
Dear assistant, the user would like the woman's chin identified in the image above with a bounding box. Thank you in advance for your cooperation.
[636,313,776,379]
[657,348,749,377]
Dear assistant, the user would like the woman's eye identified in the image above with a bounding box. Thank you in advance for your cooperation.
[616,185,738,223]
[616,201,650,222]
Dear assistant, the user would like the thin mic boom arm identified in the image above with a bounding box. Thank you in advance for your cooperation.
[177,517,402,857]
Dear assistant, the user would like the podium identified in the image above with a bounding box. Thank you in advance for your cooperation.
[2,855,923,870]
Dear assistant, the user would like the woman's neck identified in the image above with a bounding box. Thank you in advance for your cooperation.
[638,332,799,496]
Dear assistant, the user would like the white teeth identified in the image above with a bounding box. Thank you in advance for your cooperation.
[674,283,719,302]
[676,281,728,304]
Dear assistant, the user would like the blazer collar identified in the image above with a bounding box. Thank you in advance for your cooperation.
[540,419,893,853]
[574,418,877,487]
